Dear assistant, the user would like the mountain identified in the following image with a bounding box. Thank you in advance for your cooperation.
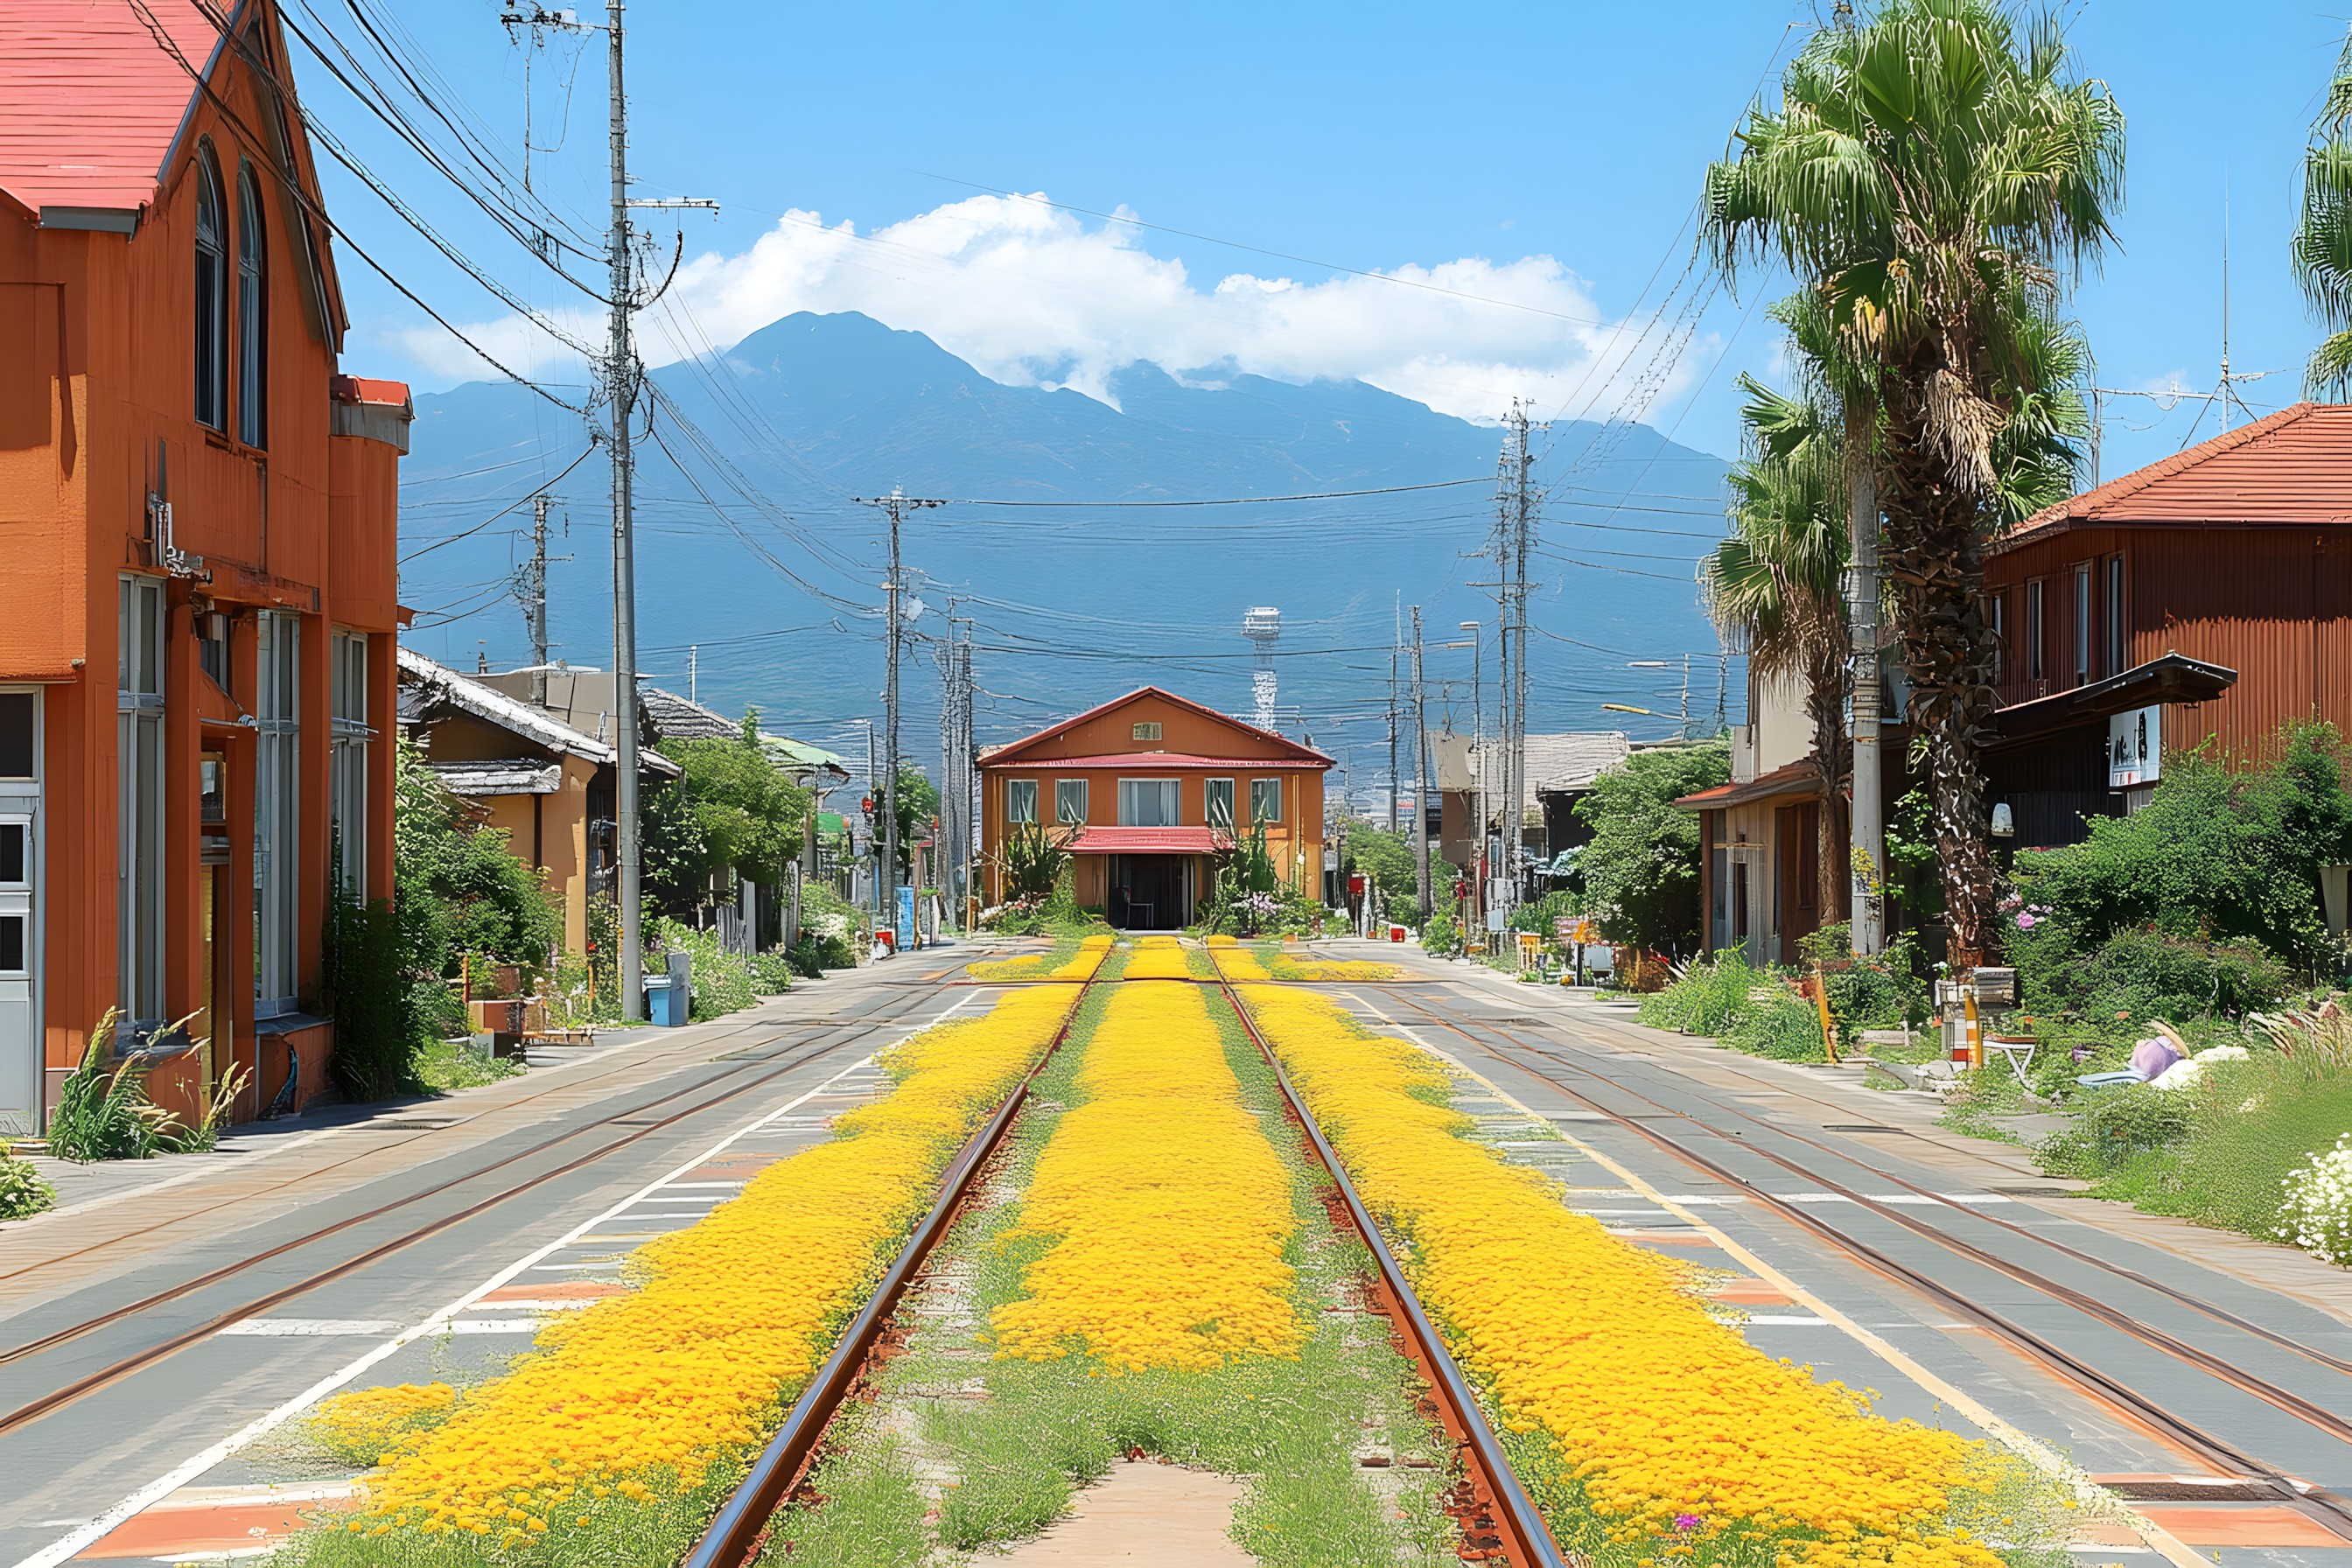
[396,312,1737,794]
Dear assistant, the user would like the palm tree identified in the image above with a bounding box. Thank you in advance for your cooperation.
[1702,0,2122,967]
[2295,28,2352,394]
[1702,368,1852,920]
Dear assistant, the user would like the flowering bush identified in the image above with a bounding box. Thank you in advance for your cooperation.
[991,981,1304,1370]
[2277,1134,2352,1264]
[324,986,1077,1552]
[1236,984,2027,1567]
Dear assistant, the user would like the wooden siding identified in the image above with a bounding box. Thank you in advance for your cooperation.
[1987,523,2352,762]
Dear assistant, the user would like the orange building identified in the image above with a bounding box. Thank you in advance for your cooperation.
[977,688,1331,928]
[0,2,406,1130]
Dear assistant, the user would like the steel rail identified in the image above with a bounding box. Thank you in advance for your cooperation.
[1214,977,1571,1568]
[0,1010,913,1435]
[1495,996,2352,1382]
[1376,994,2352,1541]
[682,973,1102,1568]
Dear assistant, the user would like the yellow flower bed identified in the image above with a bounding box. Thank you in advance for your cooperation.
[340,986,1076,1547]
[1235,984,2006,1568]
[311,1382,459,1467]
[991,982,1305,1371]
[970,933,1112,983]
[1207,934,1401,983]
[1121,934,1194,980]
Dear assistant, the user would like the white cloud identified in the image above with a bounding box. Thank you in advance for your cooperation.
[395,192,1698,424]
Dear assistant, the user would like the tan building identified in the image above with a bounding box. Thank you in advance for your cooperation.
[978,687,1330,929]
[396,648,676,956]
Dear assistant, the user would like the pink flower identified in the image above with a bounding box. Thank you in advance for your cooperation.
[2016,914,2037,929]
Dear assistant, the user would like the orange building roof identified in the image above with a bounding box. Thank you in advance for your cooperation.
[0,0,228,220]
[2001,402,2352,550]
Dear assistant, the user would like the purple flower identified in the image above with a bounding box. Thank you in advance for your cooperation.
[1674,1514,1703,1532]
[2016,914,2037,929]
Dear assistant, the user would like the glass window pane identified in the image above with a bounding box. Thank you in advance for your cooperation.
[0,823,22,884]
[0,915,22,974]
[1055,779,1086,824]
[1251,779,1283,822]
[1206,779,1234,830]
[1006,780,1036,824]
[0,694,32,779]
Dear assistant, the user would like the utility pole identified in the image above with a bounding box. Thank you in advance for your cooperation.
[1388,593,1401,836]
[523,493,550,705]
[1410,605,1431,914]
[504,1,713,1018]
[1834,0,1884,958]
[1492,402,1535,920]
[687,644,698,705]
[937,601,974,934]
[1462,620,1483,931]
[1678,654,1691,739]
[855,488,943,943]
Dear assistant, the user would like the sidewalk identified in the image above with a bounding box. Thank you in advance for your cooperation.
[0,969,909,1318]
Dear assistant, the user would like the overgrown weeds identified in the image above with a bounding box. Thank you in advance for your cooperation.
[0,1142,53,1221]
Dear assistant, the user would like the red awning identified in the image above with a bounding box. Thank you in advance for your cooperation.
[1068,826,1219,854]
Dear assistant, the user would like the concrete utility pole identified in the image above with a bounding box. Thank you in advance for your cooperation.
[524,493,550,705]
[1410,605,1431,914]
[503,0,713,1018]
[1493,402,1536,920]
[1462,620,1483,930]
[856,488,942,942]
[1388,592,1401,836]
[936,604,975,933]
[1834,0,1883,957]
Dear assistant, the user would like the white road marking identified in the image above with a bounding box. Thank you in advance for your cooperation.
[10,988,986,1568]
[218,1320,403,1338]
[458,1298,596,1313]
[442,1320,544,1335]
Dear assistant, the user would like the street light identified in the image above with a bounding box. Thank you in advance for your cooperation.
[1601,703,1663,717]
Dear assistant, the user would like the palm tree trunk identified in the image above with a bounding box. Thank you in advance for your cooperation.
[1880,393,2003,970]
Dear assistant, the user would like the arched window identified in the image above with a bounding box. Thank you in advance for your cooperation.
[192,145,227,430]
[236,166,267,447]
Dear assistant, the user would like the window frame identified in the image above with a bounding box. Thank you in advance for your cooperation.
[254,612,300,1018]
[2106,555,2127,676]
[2026,579,2046,681]
[1250,777,1284,825]
[235,164,267,449]
[1116,778,1181,828]
[1130,720,1162,741]
[117,577,166,1024]
[329,631,370,899]
[193,144,228,432]
[1054,777,1087,826]
[1204,776,1236,832]
[1004,778,1038,826]
[2072,563,2091,687]
[1989,592,2005,685]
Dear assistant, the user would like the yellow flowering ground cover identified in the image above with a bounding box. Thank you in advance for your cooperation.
[969,933,1112,983]
[317,985,1076,1555]
[1206,934,1401,983]
[1235,984,2039,1568]
[991,981,1305,1371]
[1119,934,1195,980]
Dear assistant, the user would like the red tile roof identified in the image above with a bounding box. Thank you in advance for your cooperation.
[980,685,1333,768]
[2000,402,2352,551]
[990,752,1306,772]
[0,0,228,221]
[1068,826,1220,854]
[1674,759,1819,810]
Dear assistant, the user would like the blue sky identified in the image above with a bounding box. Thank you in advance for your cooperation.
[308,0,2352,480]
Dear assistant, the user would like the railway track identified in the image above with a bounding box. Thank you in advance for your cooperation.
[1362,984,2352,1543]
[0,995,932,1439]
[682,966,1568,1568]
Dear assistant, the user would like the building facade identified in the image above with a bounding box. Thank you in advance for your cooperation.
[977,688,1330,929]
[0,1,404,1130]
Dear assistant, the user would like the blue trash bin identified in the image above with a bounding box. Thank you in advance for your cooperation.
[643,974,681,1026]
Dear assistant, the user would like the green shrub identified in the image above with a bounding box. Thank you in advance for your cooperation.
[2078,928,2290,1019]
[650,920,759,1020]
[1572,741,1731,954]
[1420,910,1460,954]
[1723,989,1828,1061]
[415,1039,523,1093]
[788,932,857,976]
[749,951,795,994]
[47,1011,172,1162]
[0,1144,54,1221]
[2035,1083,2194,1178]
[1638,948,1763,1036]
[2006,723,2352,1011]
[323,888,418,1102]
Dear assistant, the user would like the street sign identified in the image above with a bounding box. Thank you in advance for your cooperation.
[2108,704,2160,788]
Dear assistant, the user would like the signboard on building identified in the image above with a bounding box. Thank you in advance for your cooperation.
[2108,704,2161,788]
[895,885,916,951]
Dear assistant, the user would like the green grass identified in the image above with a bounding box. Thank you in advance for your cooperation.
[414,1039,525,1094]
